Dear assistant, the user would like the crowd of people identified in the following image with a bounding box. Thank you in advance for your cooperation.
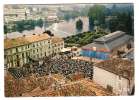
[8,53,94,80]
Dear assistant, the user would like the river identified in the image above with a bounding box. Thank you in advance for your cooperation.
[4,17,89,39]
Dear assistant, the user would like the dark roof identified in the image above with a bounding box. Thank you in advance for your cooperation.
[8,68,23,79]
[95,59,134,79]
[94,31,125,43]
[82,42,108,51]
[122,49,134,60]
[82,31,133,51]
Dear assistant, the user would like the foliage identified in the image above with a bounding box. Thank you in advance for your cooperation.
[108,12,133,35]
[88,5,106,26]
[62,11,80,21]
[87,4,133,35]
[64,31,108,47]
[4,19,43,34]
[76,19,83,32]
[88,16,94,31]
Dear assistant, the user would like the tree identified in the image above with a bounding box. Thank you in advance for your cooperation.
[4,19,44,33]
[111,4,118,16]
[89,16,94,31]
[108,12,133,35]
[35,19,43,27]
[88,5,106,26]
[108,18,118,32]
[76,19,83,32]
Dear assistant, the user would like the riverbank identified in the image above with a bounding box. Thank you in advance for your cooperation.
[4,17,89,39]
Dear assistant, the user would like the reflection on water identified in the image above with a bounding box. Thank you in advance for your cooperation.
[5,17,89,39]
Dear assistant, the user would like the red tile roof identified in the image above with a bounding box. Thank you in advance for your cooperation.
[95,58,134,79]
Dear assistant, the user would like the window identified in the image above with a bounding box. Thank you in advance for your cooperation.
[26,52,28,57]
[45,52,46,56]
[28,45,29,48]
[16,55,19,60]
[17,60,20,67]
[33,50,35,53]
[22,53,24,58]
[15,48,18,52]
[48,45,51,49]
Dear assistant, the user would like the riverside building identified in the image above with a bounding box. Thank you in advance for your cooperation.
[4,32,64,68]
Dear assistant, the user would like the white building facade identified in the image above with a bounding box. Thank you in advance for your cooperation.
[93,59,134,95]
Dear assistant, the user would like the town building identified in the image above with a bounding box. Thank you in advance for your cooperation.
[4,5,46,23]
[4,32,64,68]
[94,59,134,95]
[81,31,133,60]
[4,5,27,23]
[45,7,58,22]
[51,37,65,54]
[61,47,81,57]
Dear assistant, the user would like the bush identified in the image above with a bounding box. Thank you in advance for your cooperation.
[64,31,108,47]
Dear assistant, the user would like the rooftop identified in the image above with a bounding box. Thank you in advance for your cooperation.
[82,31,133,51]
[95,58,134,79]
[22,78,113,96]
[94,31,125,43]
[4,33,63,49]
[51,37,64,44]
[5,71,114,96]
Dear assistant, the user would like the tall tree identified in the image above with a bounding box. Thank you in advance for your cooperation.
[89,16,94,31]
[76,19,83,32]
[88,5,106,26]
[111,4,118,16]
[108,12,133,35]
